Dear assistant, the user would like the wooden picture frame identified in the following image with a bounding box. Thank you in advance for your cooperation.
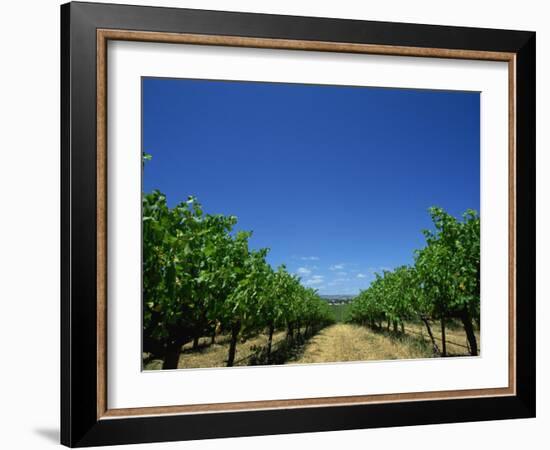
[61,2,535,447]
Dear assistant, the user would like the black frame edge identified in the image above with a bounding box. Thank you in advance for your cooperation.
[62,2,102,446]
[60,2,536,447]
[68,1,535,51]
[60,2,72,447]
[514,32,536,417]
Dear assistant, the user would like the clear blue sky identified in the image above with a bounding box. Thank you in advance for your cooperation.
[143,77,479,295]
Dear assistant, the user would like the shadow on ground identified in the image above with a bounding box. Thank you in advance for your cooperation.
[247,328,324,366]
[34,428,59,444]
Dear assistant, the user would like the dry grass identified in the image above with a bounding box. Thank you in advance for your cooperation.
[144,321,480,370]
[290,323,432,364]
[403,321,480,356]
[144,330,287,370]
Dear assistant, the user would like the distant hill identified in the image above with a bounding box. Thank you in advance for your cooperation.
[320,294,355,304]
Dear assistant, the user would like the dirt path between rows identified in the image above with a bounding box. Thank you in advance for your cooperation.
[289,323,432,364]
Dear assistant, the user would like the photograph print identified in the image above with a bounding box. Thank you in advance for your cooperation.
[142,78,480,371]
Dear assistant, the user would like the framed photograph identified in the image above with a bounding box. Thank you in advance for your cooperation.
[61,2,535,447]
